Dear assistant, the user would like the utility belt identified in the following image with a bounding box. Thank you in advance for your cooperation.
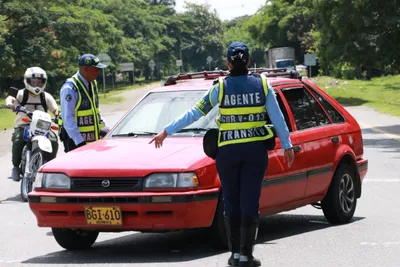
[202,125,276,159]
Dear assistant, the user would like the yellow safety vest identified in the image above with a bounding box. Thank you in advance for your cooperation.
[216,74,274,147]
[58,74,104,143]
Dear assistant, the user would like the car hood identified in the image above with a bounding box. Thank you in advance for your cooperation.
[42,137,214,177]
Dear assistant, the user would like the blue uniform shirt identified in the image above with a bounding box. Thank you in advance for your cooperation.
[164,78,293,150]
[60,72,105,145]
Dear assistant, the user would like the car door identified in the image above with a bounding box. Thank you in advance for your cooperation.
[279,85,339,198]
[259,89,308,211]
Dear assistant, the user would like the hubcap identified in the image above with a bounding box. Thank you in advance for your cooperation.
[339,173,355,213]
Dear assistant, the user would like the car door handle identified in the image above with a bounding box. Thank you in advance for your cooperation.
[331,136,339,144]
[292,145,301,152]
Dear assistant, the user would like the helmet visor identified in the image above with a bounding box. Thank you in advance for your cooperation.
[27,78,45,87]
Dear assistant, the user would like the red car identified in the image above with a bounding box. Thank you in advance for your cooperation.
[28,69,368,250]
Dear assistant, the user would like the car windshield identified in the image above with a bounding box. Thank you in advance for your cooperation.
[276,60,295,68]
[109,90,218,136]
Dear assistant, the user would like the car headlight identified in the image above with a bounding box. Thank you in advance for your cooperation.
[34,172,70,189]
[144,172,199,189]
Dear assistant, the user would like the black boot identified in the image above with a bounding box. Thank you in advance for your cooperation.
[225,214,241,266]
[238,215,261,267]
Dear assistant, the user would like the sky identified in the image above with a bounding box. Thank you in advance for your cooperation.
[174,0,267,21]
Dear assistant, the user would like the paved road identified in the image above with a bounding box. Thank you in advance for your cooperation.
[0,85,399,266]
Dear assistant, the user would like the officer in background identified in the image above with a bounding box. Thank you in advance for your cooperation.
[150,42,295,267]
[59,54,106,152]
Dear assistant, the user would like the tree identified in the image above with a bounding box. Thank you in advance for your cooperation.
[178,2,225,71]
[312,0,400,76]
[245,0,316,64]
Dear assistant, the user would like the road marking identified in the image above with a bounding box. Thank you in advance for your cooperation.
[360,242,400,246]
[364,179,400,182]
[0,259,24,263]
[359,122,400,140]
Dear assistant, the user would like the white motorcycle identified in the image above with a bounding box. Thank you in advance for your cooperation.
[15,106,59,202]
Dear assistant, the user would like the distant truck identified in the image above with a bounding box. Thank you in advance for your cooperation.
[266,47,296,71]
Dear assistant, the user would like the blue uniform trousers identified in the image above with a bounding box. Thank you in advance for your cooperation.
[216,140,268,217]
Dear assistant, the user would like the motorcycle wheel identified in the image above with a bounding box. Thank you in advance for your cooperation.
[19,145,28,181]
[20,148,48,202]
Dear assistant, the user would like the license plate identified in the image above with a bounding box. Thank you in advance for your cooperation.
[84,206,122,225]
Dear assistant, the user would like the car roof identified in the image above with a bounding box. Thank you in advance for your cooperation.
[150,70,304,93]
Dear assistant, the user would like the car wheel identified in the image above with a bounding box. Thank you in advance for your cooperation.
[321,164,357,224]
[52,228,99,250]
[209,195,228,250]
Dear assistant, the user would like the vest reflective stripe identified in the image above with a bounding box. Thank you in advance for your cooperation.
[218,126,274,146]
[216,74,274,147]
[76,108,101,116]
[69,75,102,143]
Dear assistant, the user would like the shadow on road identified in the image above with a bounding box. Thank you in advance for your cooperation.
[362,137,400,153]
[22,214,365,264]
[336,97,369,107]
[0,193,22,203]
[361,124,400,153]
[361,124,400,137]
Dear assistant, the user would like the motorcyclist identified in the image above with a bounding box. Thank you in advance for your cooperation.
[5,67,59,181]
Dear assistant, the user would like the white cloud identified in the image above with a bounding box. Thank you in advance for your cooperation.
[174,0,267,21]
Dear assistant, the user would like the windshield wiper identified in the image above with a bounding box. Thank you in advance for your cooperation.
[176,127,211,133]
[112,131,157,137]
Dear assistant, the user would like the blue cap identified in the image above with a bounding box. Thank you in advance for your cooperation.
[226,42,249,62]
[78,54,107,68]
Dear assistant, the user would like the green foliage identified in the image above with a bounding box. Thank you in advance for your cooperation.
[0,0,399,85]
[0,0,226,81]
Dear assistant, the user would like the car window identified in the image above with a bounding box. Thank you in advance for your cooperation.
[276,60,295,69]
[305,85,346,123]
[281,86,331,131]
[267,92,293,132]
[110,90,219,136]
[110,89,294,137]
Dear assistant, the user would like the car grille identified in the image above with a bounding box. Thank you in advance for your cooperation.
[70,178,142,192]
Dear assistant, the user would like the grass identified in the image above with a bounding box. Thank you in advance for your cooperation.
[311,75,400,116]
[0,80,160,130]
[0,108,14,130]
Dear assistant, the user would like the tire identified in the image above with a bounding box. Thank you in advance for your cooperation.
[20,148,47,202]
[208,196,228,250]
[52,228,99,250]
[20,145,27,177]
[321,164,357,224]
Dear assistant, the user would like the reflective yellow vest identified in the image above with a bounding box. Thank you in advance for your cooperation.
[58,74,104,143]
[216,74,274,147]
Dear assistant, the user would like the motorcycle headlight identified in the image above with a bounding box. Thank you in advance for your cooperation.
[144,172,199,189]
[36,119,51,131]
[34,172,70,189]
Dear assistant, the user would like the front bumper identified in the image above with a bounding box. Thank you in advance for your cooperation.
[28,188,220,231]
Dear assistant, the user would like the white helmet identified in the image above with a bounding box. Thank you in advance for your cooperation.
[23,67,48,95]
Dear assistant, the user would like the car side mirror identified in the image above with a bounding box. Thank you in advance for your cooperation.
[99,126,110,138]
[8,87,19,98]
